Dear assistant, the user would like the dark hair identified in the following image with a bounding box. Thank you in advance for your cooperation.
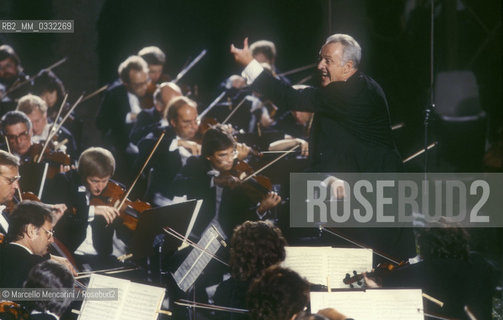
[78,147,115,179]
[0,149,20,167]
[7,201,53,243]
[166,96,197,123]
[1,110,32,134]
[247,265,310,320]
[23,260,74,316]
[230,220,287,281]
[32,70,66,105]
[138,46,166,65]
[417,224,470,261]
[0,44,21,67]
[201,124,235,158]
[117,55,148,84]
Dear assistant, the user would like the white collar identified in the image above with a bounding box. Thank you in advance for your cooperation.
[11,242,34,254]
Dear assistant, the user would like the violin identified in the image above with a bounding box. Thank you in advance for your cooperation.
[215,159,273,204]
[90,181,152,231]
[22,142,71,179]
[0,301,29,320]
[343,261,409,288]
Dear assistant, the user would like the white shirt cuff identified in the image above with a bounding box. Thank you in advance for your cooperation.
[241,59,264,85]
[125,112,135,124]
[88,205,95,222]
[169,137,179,152]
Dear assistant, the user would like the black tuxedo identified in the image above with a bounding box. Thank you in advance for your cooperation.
[96,81,135,151]
[136,127,182,202]
[42,170,122,255]
[252,70,402,172]
[0,243,47,288]
[172,157,265,238]
[129,107,162,145]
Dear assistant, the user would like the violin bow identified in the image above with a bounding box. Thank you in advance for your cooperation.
[197,91,226,121]
[175,299,248,314]
[241,144,300,183]
[277,63,316,78]
[115,131,165,210]
[36,93,85,163]
[402,142,438,163]
[0,57,68,99]
[47,93,69,142]
[221,96,247,125]
[173,49,207,84]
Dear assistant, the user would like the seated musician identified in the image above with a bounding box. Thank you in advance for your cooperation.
[138,46,167,86]
[213,220,287,320]
[0,44,31,114]
[22,260,74,320]
[247,265,310,320]
[172,124,281,239]
[43,147,129,268]
[16,94,78,160]
[0,200,75,288]
[129,81,182,145]
[32,70,83,151]
[136,96,199,205]
[96,55,149,184]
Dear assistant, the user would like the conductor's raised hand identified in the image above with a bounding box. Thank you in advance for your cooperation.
[230,37,254,67]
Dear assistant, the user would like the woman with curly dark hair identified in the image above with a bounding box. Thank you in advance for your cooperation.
[213,220,287,320]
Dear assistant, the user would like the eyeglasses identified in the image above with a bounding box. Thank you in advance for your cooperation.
[0,175,21,185]
[5,130,30,142]
[41,227,55,239]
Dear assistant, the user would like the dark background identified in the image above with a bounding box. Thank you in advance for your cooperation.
[0,0,501,171]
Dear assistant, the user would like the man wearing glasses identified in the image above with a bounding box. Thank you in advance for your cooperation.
[0,201,75,288]
[0,149,21,236]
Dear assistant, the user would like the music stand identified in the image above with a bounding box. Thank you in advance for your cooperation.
[131,199,202,260]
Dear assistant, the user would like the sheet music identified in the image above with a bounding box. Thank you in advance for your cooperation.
[282,247,372,288]
[78,274,129,320]
[310,289,424,320]
[183,199,203,244]
[79,274,166,320]
[117,282,165,320]
[172,226,222,292]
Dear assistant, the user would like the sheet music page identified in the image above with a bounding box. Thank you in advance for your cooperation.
[310,289,424,320]
[116,282,166,320]
[184,199,203,242]
[326,248,372,288]
[78,274,130,320]
[282,246,330,286]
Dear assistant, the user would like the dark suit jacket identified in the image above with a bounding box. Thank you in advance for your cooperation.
[252,70,402,172]
[42,170,122,255]
[96,81,134,150]
[172,157,264,238]
[129,107,162,145]
[0,243,47,288]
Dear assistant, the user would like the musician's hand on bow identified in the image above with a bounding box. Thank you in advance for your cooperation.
[363,272,381,288]
[230,37,254,67]
[178,140,201,155]
[295,138,309,157]
[94,205,120,225]
[50,254,78,276]
[258,191,281,214]
[59,164,71,173]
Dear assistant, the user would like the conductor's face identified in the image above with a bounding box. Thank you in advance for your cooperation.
[318,42,351,86]
[85,176,110,197]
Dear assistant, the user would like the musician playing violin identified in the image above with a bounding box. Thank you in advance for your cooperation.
[0,150,22,236]
[16,94,78,160]
[0,44,31,114]
[172,124,281,239]
[43,147,129,266]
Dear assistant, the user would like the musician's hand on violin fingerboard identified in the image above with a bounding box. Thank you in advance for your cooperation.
[94,205,120,225]
[59,164,71,173]
[230,37,254,67]
[258,191,281,213]
[363,272,380,288]
[178,140,201,155]
[236,143,251,160]
[50,254,78,276]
